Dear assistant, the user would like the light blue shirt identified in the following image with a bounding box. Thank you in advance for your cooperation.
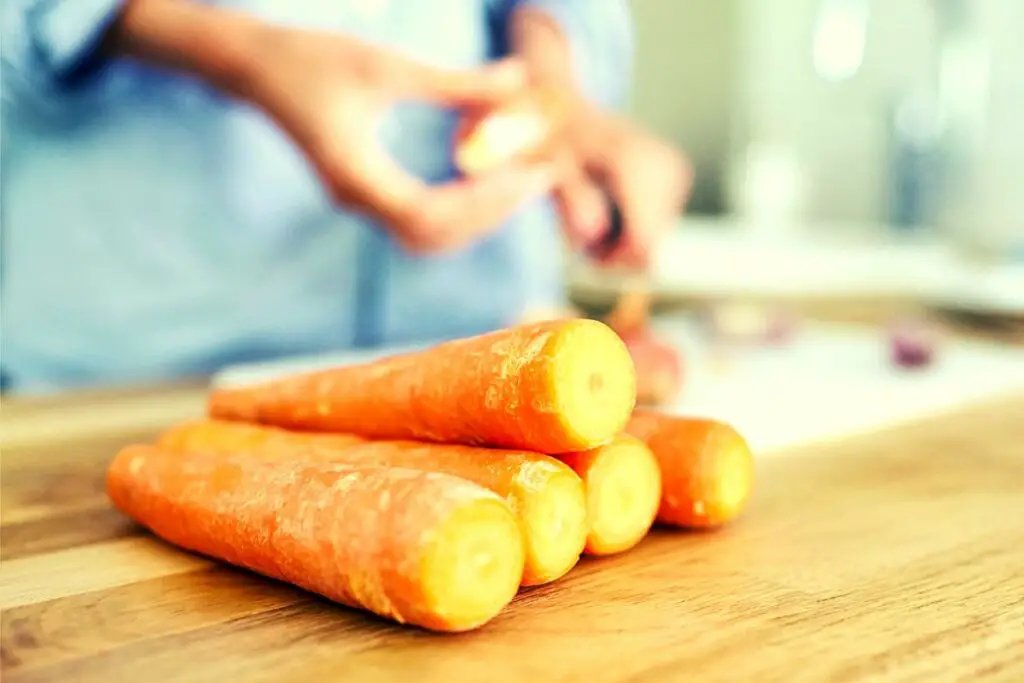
[0,0,633,394]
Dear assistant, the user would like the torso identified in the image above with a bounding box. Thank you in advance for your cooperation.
[1,0,565,394]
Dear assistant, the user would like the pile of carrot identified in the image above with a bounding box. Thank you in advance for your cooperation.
[107,318,755,633]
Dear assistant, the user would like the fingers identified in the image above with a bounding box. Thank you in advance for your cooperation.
[603,143,693,270]
[315,124,555,254]
[402,163,556,253]
[314,133,426,229]
[390,56,529,107]
[604,177,659,269]
[552,151,609,248]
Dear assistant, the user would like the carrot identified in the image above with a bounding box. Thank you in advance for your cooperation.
[559,434,662,556]
[157,419,589,586]
[626,410,754,529]
[454,88,570,177]
[159,418,365,452]
[106,444,525,632]
[207,318,636,454]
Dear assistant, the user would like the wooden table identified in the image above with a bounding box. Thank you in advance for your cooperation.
[2,387,1023,683]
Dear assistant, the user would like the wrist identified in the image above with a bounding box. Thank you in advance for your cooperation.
[110,0,270,100]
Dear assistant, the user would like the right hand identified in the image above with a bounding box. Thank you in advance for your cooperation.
[247,29,555,254]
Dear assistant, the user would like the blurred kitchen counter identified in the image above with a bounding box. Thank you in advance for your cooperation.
[568,216,1024,338]
[2,314,1024,681]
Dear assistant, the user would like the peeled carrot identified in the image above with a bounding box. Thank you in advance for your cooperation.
[559,434,662,556]
[106,444,525,632]
[453,88,570,177]
[207,318,637,454]
[626,410,754,529]
[157,419,589,586]
[159,418,365,452]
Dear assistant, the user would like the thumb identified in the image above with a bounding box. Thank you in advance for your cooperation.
[395,57,529,106]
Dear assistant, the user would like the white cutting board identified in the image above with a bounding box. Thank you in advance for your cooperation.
[650,318,1024,453]
[211,318,1024,455]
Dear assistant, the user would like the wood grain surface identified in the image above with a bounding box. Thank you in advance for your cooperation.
[2,389,1023,683]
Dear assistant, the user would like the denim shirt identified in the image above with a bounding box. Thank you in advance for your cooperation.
[0,0,633,394]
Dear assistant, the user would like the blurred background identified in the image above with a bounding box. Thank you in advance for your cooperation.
[559,0,1024,451]
[572,0,1023,312]
[630,0,1020,229]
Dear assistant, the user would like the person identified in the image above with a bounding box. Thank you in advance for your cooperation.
[1,0,689,395]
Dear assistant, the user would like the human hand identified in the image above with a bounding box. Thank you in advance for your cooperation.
[248,30,555,253]
[446,87,689,268]
[111,1,554,254]
[555,107,692,269]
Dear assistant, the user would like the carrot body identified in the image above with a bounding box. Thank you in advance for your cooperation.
[106,444,525,632]
[158,420,589,586]
[626,411,754,529]
[208,318,636,454]
[559,434,662,556]
[159,418,364,452]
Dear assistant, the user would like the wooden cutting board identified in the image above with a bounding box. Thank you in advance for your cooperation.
[2,393,1022,682]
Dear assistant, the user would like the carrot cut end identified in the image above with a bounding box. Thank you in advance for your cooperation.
[418,497,525,632]
[578,437,662,556]
[513,460,588,586]
[545,319,636,452]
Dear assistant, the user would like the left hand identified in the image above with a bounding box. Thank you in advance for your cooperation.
[555,105,692,269]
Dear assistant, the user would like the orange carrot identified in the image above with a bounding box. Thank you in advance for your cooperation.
[157,419,589,586]
[107,444,525,632]
[208,318,636,454]
[559,434,662,556]
[626,410,754,529]
[159,418,365,452]
[454,88,570,177]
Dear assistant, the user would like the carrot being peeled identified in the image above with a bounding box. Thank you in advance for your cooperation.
[559,434,662,556]
[208,318,636,454]
[453,88,570,177]
[157,419,589,586]
[626,410,754,529]
[106,444,524,633]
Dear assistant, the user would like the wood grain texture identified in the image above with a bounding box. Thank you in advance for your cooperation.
[1,390,1023,683]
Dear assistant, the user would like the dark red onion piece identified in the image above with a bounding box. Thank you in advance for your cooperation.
[889,318,939,369]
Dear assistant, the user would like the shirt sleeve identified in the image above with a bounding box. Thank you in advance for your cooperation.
[488,0,635,110]
[2,0,126,106]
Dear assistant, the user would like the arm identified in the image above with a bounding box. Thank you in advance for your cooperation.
[488,0,635,110]
[1,0,264,108]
